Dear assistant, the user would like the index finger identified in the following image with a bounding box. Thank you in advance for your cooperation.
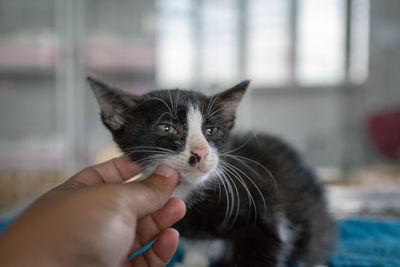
[68,156,141,187]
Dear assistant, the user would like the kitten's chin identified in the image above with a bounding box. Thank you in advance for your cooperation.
[141,162,214,185]
[179,169,212,185]
[179,159,218,185]
[173,170,214,202]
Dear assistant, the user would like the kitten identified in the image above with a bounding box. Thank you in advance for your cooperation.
[88,77,336,267]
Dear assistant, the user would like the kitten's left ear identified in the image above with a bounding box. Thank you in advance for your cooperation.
[216,80,250,127]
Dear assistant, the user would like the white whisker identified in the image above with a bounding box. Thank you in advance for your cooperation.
[221,160,267,218]
[206,106,225,121]
[214,167,233,227]
[220,169,242,224]
[220,167,240,224]
[145,96,177,120]
[222,153,278,191]
[205,94,219,120]
[221,136,252,155]
[219,161,257,220]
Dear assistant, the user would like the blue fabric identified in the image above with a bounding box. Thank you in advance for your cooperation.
[166,246,184,267]
[164,217,400,266]
[330,217,400,267]
[0,218,14,235]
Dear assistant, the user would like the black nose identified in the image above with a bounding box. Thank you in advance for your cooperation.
[188,152,201,166]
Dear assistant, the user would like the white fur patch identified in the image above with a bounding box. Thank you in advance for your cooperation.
[173,182,196,200]
[277,213,296,267]
[186,106,207,152]
[136,105,219,203]
[175,250,209,267]
[163,105,218,199]
[175,239,228,267]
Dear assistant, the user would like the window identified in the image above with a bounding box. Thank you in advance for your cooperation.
[156,0,370,89]
[157,0,194,87]
[246,0,290,86]
[296,0,346,85]
[349,0,370,84]
[201,0,238,86]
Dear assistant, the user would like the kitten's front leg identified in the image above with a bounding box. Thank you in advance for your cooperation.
[232,229,283,267]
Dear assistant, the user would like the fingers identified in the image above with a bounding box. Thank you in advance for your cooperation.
[123,165,180,218]
[131,228,180,267]
[131,197,186,255]
[67,157,141,187]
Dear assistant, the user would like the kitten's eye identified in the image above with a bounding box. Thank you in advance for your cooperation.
[206,127,218,136]
[158,124,178,135]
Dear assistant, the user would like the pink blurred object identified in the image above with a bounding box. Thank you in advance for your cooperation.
[0,43,57,72]
[368,107,400,159]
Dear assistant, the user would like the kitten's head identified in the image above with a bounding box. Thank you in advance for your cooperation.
[88,77,248,186]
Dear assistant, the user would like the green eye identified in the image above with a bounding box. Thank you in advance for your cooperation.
[158,124,178,135]
[206,127,218,136]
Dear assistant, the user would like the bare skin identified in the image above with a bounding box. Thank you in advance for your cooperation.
[0,157,186,267]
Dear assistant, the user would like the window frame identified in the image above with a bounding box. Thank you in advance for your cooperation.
[181,0,369,91]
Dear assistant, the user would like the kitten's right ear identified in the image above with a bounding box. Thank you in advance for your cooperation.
[87,76,141,130]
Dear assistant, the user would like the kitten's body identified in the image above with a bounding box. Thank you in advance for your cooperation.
[175,134,335,266]
[88,77,335,267]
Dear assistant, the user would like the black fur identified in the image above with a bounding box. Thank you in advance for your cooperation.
[176,135,336,266]
[88,77,336,267]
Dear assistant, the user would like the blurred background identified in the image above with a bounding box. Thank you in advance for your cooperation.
[0,0,399,220]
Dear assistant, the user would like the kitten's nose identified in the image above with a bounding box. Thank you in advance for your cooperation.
[192,146,209,160]
[188,146,209,166]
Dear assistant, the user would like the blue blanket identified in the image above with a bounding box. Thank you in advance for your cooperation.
[330,217,400,267]
[168,217,400,266]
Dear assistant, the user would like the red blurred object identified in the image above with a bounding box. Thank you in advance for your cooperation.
[368,108,400,159]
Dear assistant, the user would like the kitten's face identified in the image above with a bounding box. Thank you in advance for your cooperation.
[88,77,248,186]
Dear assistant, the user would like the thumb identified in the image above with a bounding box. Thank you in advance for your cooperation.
[122,165,180,218]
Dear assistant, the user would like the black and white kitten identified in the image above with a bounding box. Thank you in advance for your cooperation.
[88,77,336,267]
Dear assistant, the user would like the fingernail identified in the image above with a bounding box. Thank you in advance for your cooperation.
[154,165,177,178]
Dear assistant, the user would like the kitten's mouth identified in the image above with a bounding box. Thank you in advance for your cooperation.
[196,164,209,172]
[177,163,216,185]
[180,168,208,177]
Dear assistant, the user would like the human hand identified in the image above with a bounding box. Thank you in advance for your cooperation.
[0,157,186,267]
